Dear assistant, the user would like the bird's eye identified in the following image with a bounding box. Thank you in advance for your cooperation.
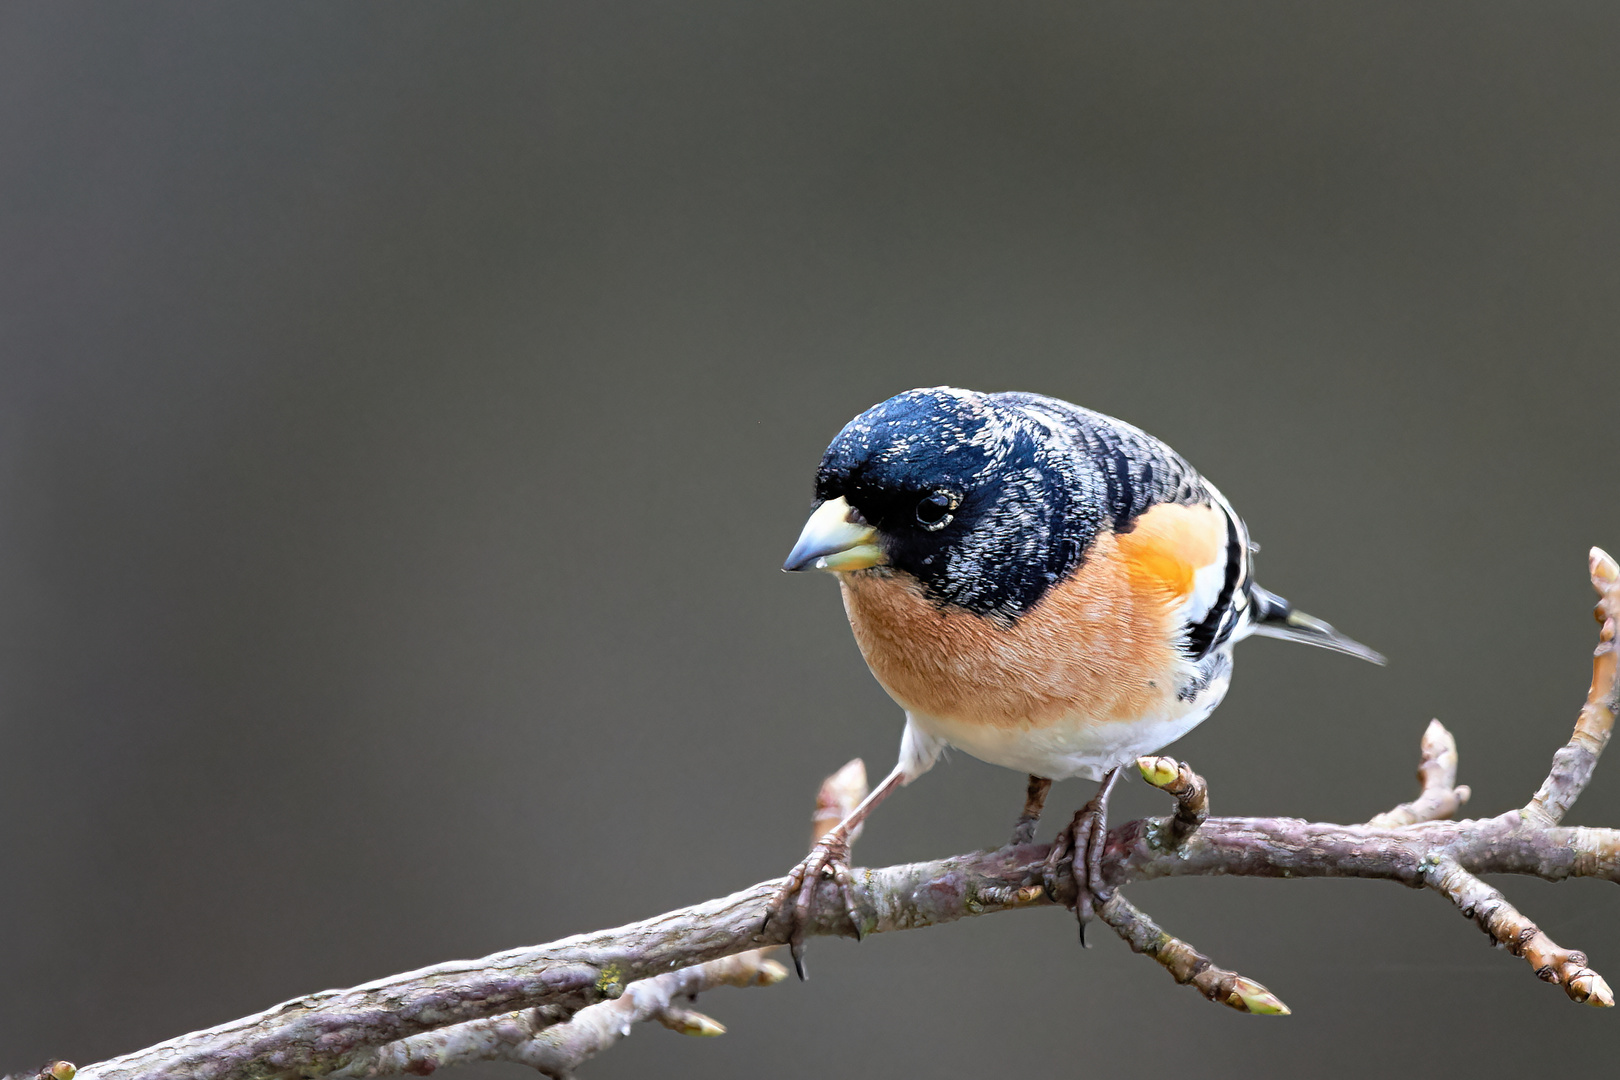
[914,491,957,530]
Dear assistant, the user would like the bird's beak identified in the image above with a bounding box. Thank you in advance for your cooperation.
[783,496,884,572]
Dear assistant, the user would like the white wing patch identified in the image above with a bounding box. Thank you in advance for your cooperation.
[1179,550,1229,631]
[1187,483,1252,651]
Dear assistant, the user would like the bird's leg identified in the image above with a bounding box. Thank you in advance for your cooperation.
[1042,766,1122,946]
[1077,767,1123,930]
[1010,774,1052,846]
[765,762,907,979]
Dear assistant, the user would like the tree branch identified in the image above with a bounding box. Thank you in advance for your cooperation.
[325,761,871,1078]
[1524,547,1620,826]
[330,951,788,1080]
[1422,857,1613,1006]
[22,546,1620,1080]
[1096,892,1288,1014]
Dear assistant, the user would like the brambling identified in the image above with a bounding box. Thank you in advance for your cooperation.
[769,387,1381,972]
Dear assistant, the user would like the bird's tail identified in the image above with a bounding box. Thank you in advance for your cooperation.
[1246,584,1386,665]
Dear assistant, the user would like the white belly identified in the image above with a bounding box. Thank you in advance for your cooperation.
[906,662,1232,781]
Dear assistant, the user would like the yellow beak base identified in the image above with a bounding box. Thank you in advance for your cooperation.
[782,497,885,572]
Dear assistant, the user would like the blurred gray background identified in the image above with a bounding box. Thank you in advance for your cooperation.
[4,3,1619,1076]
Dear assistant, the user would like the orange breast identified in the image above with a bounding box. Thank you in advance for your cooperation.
[840,501,1225,732]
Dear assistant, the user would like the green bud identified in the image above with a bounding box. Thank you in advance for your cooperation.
[1137,756,1180,789]
[1229,976,1290,1015]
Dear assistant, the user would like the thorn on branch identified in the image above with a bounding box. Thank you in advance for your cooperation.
[1097,893,1289,1015]
[1136,756,1207,845]
[1367,719,1470,827]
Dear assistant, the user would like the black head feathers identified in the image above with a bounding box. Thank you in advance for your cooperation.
[811,387,1208,620]
[813,389,1079,619]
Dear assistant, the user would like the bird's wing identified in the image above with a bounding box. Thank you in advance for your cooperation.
[1112,498,1248,660]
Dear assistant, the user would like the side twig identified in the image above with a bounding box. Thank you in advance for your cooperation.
[1524,547,1620,826]
[1367,719,1470,827]
[1096,893,1288,1014]
[333,952,788,1080]
[1101,754,1284,1011]
[1422,857,1613,1006]
[1137,756,1209,845]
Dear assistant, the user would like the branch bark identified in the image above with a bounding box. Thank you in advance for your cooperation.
[330,951,788,1080]
[1524,547,1620,826]
[22,546,1620,1080]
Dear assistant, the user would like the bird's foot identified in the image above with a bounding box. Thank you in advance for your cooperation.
[764,831,860,979]
[1041,770,1118,945]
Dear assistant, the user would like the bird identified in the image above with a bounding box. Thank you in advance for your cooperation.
[767,386,1382,973]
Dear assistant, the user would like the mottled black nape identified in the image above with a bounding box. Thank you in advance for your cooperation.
[811,388,1206,622]
[990,392,1208,533]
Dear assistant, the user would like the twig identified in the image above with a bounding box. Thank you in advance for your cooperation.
[1422,857,1613,1006]
[1524,547,1620,826]
[23,547,1620,1080]
[1096,893,1288,1014]
[1367,719,1471,827]
[333,952,788,1079]
[1107,756,1261,1012]
[1136,756,1209,845]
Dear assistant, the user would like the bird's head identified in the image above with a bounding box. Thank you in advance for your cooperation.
[783,387,1096,620]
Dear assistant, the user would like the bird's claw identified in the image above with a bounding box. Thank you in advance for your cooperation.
[764,833,861,978]
[1040,783,1115,946]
